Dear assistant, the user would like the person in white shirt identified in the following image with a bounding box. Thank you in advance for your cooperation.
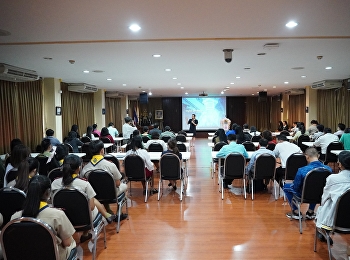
[333,123,346,137]
[144,132,167,151]
[314,127,339,161]
[107,122,119,138]
[310,124,324,141]
[122,117,137,144]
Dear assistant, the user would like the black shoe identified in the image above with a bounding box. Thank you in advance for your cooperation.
[115,213,128,222]
[80,233,92,243]
[143,190,146,195]
[151,188,158,194]
[105,214,116,224]
[168,182,172,187]
[173,185,177,191]
[317,231,333,245]
[223,183,229,189]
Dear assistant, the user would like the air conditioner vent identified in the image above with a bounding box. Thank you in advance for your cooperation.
[311,80,342,90]
[68,83,98,93]
[0,63,39,82]
[285,88,305,95]
[199,91,208,96]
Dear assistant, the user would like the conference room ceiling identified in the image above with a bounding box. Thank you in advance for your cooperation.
[1,0,350,98]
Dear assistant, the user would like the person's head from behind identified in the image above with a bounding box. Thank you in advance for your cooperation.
[231,123,238,131]
[279,130,290,136]
[167,138,179,154]
[164,126,171,131]
[250,126,257,132]
[316,124,324,133]
[124,117,132,123]
[216,128,226,141]
[304,147,319,162]
[142,126,149,133]
[235,126,243,136]
[130,135,143,151]
[283,121,288,126]
[92,123,98,130]
[86,125,93,135]
[22,175,51,218]
[108,122,114,127]
[276,135,288,142]
[89,140,104,155]
[100,127,109,136]
[15,157,39,192]
[227,134,237,142]
[55,144,69,161]
[154,123,159,129]
[311,120,318,125]
[151,132,160,140]
[67,131,77,141]
[10,144,30,167]
[71,124,79,133]
[338,151,350,170]
[344,128,350,134]
[178,130,187,136]
[62,154,81,186]
[338,123,346,131]
[10,138,23,153]
[243,124,249,130]
[41,138,52,153]
[46,129,54,137]
[324,127,332,134]
[262,130,273,141]
[130,129,140,139]
[259,138,269,148]
[293,122,298,127]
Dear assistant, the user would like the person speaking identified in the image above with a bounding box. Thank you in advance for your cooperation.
[187,114,198,146]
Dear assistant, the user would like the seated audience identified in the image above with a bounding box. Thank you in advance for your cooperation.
[92,123,101,136]
[5,138,23,168]
[65,131,84,153]
[277,121,283,131]
[307,120,318,136]
[149,123,162,136]
[250,126,261,136]
[315,151,350,251]
[45,129,61,146]
[82,125,94,140]
[177,130,187,137]
[4,144,30,187]
[334,123,346,137]
[291,122,299,135]
[291,123,309,142]
[122,117,137,144]
[226,123,237,136]
[310,124,324,141]
[212,128,228,144]
[160,126,176,139]
[55,144,69,166]
[243,124,250,133]
[107,122,119,138]
[100,127,114,143]
[283,148,332,220]
[141,126,151,139]
[282,121,289,131]
[7,157,39,192]
[235,125,250,144]
[162,138,183,190]
[11,175,77,259]
[339,127,350,150]
[37,139,60,174]
[313,128,339,161]
[70,124,80,139]
[144,132,167,151]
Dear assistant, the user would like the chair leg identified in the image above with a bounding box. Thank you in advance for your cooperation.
[251,179,254,200]
[145,180,148,203]
[103,224,107,249]
[180,179,183,201]
[325,232,333,260]
[274,179,278,200]
[314,227,318,252]
[243,176,247,200]
[221,177,224,200]
[157,179,161,200]
[297,202,302,234]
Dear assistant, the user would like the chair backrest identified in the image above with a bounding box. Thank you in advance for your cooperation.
[6,169,19,184]
[87,169,116,204]
[100,137,111,143]
[148,143,164,152]
[297,134,310,147]
[161,136,171,143]
[104,154,120,170]
[0,187,26,229]
[333,188,350,232]
[47,167,63,183]
[64,143,74,153]
[285,153,307,180]
[223,153,246,179]
[124,154,146,181]
[1,217,60,260]
[242,141,256,151]
[300,167,332,204]
[52,188,92,228]
[177,143,187,152]
[266,143,276,151]
[213,142,227,151]
[253,154,276,180]
[93,133,99,137]
[142,135,150,143]
[175,134,186,142]
[81,136,91,143]
[35,155,55,176]
[160,153,182,181]
[325,142,344,163]
[251,135,262,142]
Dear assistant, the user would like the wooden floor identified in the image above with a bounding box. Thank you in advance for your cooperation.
[80,138,349,260]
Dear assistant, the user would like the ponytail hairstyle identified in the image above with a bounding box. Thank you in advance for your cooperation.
[22,175,51,218]
[130,135,144,151]
[14,157,39,193]
[167,138,180,155]
[62,154,81,186]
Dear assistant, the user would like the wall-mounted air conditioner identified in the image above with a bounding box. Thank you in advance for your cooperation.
[105,91,125,98]
[311,80,342,90]
[68,83,98,93]
[285,88,305,95]
[0,63,39,82]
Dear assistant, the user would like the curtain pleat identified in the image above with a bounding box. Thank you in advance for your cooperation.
[245,97,271,131]
[288,94,306,125]
[270,96,281,131]
[105,97,122,132]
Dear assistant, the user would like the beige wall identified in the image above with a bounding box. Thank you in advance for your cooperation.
[94,89,105,127]
[305,86,318,128]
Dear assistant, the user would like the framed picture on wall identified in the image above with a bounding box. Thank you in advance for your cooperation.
[55,106,62,116]
[155,110,163,120]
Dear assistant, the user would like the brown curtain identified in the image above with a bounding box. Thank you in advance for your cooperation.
[245,97,271,131]
[317,87,350,131]
[270,96,281,131]
[289,94,306,125]
[105,97,122,131]
[61,83,94,138]
[0,80,43,154]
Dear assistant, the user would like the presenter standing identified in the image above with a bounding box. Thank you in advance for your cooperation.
[187,114,198,146]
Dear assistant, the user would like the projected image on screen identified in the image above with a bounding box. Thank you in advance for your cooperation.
[182,97,226,131]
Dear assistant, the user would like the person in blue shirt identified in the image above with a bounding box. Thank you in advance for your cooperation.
[217,134,248,188]
[283,147,332,220]
[246,138,275,176]
[45,129,61,146]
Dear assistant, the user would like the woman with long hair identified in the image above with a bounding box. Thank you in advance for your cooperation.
[126,135,158,194]
[84,125,94,139]
[100,127,114,143]
[7,157,39,192]
[65,131,83,153]
[70,124,80,138]
[212,128,228,144]
[162,138,183,190]
[11,175,76,259]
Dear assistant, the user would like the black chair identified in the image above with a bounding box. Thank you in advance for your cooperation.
[247,154,276,200]
[47,167,63,183]
[177,143,187,152]
[100,137,115,153]
[161,136,171,143]
[212,142,227,178]
[324,142,344,168]
[314,189,350,260]
[6,168,19,185]
[52,188,107,260]
[104,154,121,171]
[266,143,276,151]
[0,187,26,229]
[124,154,152,202]
[242,141,256,151]
[291,167,332,234]
[175,134,186,143]
[142,135,150,143]
[81,136,91,143]
[93,133,99,138]
[148,142,164,152]
[282,153,307,198]
[1,217,78,260]
[297,134,310,152]
[81,143,92,163]
[219,153,246,200]
[251,135,262,142]
[64,143,74,153]
[35,154,59,176]
[86,169,128,233]
[158,153,184,201]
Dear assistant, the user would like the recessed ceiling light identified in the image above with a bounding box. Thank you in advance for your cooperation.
[185,92,188,95]
[257,53,266,56]
[83,70,89,73]
[142,90,146,93]
[107,78,112,81]
[223,89,227,92]
[325,66,332,70]
[284,81,289,84]
[129,24,141,32]
[230,82,235,85]
[244,67,251,70]
[273,86,277,88]
[236,76,241,79]
[221,91,224,94]
[149,91,152,95]
[92,70,104,73]
[292,67,304,70]
[180,86,184,89]
[286,21,298,28]
[264,89,267,91]
[252,94,255,96]
[225,87,230,89]
[172,77,177,80]
[301,75,306,78]
[122,84,126,86]
[165,69,171,72]
[257,92,259,94]
[177,83,181,85]
[152,54,161,58]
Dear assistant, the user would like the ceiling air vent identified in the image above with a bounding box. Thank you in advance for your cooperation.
[311,80,342,90]
[68,83,98,93]
[0,63,39,82]
[199,91,208,96]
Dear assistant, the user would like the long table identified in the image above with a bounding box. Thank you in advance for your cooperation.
[208,142,259,149]
[30,153,86,158]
